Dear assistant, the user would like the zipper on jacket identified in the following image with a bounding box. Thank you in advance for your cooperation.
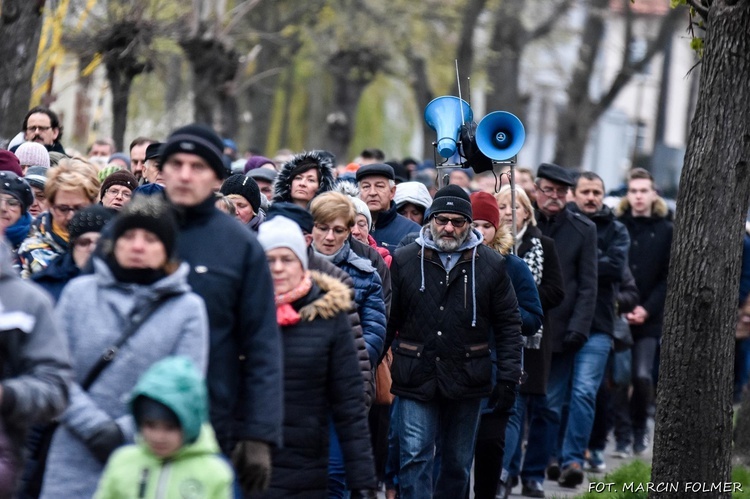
[138,468,150,498]
[464,275,468,309]
[155,461,172,499]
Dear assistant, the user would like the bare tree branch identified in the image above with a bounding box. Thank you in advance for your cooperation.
[685,0,710,20]
[594,5,683,118]
[222,0,262,38]
[529,0,573,41]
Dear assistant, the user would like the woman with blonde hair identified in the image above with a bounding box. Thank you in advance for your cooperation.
[18,158,100,277]
[493,185,566,498]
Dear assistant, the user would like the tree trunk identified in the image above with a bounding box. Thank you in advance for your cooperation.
[0,0,47,147]
[325,77,367,162]
[407,54,435,161]
[455,0,489,89]
[649,3,750,497]
[485,0,526,118]
[553,0,607,168]
[182,38,239,135]
[106,64,133,152]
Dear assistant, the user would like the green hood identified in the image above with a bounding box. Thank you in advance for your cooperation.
[130,356,207,444]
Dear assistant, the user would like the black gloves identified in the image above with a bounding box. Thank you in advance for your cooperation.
[231,439,272,494]
[350,489,378,499]
[562,331,588,352]
[87,420,124,463]
[489,381,517,415]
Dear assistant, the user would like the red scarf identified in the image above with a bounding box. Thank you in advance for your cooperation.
[274,272,313,326]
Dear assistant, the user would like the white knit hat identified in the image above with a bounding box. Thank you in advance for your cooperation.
[350,196,372,230]
[394,181,433,211]
[258,216,308,270]
[14,142,50,168]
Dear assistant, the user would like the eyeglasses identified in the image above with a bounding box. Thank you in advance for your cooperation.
[313,224,349,236]
[0,197,21,208]
[25,126,52,133]
[538,186,569,198]
[74,237,98,248]
[104,188,132,200]
[433,215,468,228]
[51,204,87,216]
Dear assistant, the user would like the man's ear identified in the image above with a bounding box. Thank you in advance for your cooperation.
[304,234,313,247]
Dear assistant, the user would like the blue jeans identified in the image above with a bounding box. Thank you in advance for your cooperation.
[505,393,550,484]
[546,333,611,469]
[520,334,611,481]
[398,396,481,499]
[328,419,350,499]
[384,397,401,490]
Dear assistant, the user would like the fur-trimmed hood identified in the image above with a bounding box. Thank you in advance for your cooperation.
[273,150,336,204]
[615,195,670,218]
[299,270,352,322]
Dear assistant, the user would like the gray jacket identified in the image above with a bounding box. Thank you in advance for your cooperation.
[40,258,209,499]
[0,240,71,475]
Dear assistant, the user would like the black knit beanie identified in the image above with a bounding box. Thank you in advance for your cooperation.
[68,205,117,247]
[220,174,261,213]
[112,196,177,259]
[430,184,473,221]
[0,171,34,214]
[160,124,228,180]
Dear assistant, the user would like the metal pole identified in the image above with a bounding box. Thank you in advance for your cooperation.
[510,162,517,255]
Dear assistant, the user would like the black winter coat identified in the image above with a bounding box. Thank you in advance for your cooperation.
[174,196,282,453]
[387,230,522,401]
[617,198,673,338]
[535,206,598,352]
[261,271,376,498]
[516,226,565,395]
[569,204,630,336]
[308,251,373,407]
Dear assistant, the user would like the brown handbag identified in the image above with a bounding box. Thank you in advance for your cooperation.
[374,348,395,405]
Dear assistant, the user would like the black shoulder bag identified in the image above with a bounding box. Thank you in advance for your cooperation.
[21,293,177,499]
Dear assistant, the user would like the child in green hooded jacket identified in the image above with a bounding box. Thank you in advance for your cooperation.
[95,356,234,499]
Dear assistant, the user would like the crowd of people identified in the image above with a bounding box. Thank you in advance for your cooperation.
[0,105,682,498]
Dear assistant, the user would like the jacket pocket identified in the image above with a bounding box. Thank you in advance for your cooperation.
[461,342,492,387]
[391,341,429,389]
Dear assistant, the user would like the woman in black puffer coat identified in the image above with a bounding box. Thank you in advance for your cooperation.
[257,216,377,499]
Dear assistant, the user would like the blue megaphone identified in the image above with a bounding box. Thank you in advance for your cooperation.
[424,96,474,159]
[475,111,526,161]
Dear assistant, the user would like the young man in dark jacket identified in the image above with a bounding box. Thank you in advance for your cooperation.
[387,185,522,499]
[157,124,282,497]
[615,167,673,456]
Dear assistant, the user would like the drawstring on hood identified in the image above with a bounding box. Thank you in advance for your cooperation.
[415,225,483,327]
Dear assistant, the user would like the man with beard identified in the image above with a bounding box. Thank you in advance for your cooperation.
[385,185,522,499]
[20,107,66,154]
[516,163,598,497]
[542,171,629,487]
